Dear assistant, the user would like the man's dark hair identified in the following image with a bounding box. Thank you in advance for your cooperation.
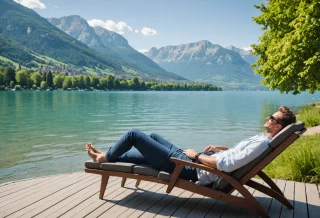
[278,106,296,128]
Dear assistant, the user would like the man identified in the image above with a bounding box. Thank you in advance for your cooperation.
[86,106,296,185]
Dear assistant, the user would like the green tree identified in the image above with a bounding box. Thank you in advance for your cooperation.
[42,72,47,82]
[0,72,4,86]
[4,67,15,86]
[53,73,65,89]
[9,81,15,88]
[40,81,48,90]
[119,79,128,89]
[90,75,100,89]
[130,76,140,90]
[105,74,114,90]
[62,76,72,89]
[15,70,29,87]
[113,78,121,89]
[72,76,80,89]
[47,71,53,88]
[79,75,85,89]
[99,77,108,90]
[85,75,90,90]
[252,0,320,94]
[31,72,42,87]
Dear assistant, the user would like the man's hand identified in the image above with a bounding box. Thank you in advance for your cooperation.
[183,149,198,159]
[204,145,229,152]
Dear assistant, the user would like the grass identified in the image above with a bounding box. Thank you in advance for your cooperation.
[263,102,320,184]
[297,103,320,127]
[264,134,320,183]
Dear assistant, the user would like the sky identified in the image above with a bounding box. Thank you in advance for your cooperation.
[14,0,266,53]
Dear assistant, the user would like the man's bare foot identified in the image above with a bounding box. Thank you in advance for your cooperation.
[85,142,102,154]
[87,149,108,163]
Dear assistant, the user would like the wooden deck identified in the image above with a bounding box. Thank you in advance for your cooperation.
[0,172,319,218]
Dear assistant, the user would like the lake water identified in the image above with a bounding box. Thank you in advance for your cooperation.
[1,91,319,183]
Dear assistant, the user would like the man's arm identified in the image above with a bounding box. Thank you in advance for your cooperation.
[204,145,229,152]
[197,154,217,168]
[183,149,217,168]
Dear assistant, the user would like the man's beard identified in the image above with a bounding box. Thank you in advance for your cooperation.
[264,125,272,133]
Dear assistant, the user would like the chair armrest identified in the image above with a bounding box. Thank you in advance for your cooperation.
[166,157,243,193]
[170,157,234,179]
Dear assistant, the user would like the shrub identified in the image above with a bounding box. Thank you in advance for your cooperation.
[298,105,320,127]
[14,85,22,91]
[264,135,320,183]
[40,81,48,90]
[9,81,15,88]
[32,84,37,90]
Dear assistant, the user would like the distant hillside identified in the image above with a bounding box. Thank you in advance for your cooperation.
[48,15,185,81]
[144,40,264,89]
[0,0,122,72]
[225,45,258,65]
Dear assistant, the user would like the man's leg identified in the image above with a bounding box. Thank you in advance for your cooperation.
[106,129,177,171]
[148,133,183,152]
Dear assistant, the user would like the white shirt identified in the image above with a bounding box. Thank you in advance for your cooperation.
[196,133,272,186]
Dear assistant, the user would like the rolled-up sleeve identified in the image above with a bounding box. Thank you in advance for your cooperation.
[216,137,270,172]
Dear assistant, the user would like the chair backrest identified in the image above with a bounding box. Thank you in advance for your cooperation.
[216,121,305,192]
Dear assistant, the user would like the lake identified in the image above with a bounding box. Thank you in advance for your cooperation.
[0,91,319,183]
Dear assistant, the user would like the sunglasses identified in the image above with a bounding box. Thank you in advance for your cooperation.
[268,115,283,125]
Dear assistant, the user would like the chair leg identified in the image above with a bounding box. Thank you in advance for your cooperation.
[135,179,141,187]
[99,174,109,199]
[258,171,284,196]
[121,178,127,187]
[246,180,293,209]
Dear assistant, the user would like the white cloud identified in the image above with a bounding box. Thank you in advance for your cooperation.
[138,49,148,53]
[141,27,157,36]
[135,29,139,34]
[242,47,252,51]
[14,0,46,9]
[88,19,133,35]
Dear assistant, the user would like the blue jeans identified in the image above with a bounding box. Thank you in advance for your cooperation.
[105,129,198,181]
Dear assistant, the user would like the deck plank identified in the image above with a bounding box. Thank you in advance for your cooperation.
[1,173,92,218]
[45,176,118,218]
[0,175,60,198]
[60,177,136,218]
[280,180,294,218]
[98,182,162,217]
[122,184,172,218]
[154,190,194,218]
[267,180,286,218]
[170,192,204,218]
[84,180,154,218]
[0,173,70,200]
[305,183,320,218]
[0,173,318,218]
[293,182,308,218]
[24,175,101,217]
[137,187,186,218]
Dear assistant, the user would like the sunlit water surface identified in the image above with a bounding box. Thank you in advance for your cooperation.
[1,91,319,183]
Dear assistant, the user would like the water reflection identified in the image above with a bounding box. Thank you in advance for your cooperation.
[0,91,319,183]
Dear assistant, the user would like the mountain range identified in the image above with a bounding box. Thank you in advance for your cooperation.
[0,0,184,81]
[47,15,183,81]
[0,0,264,89]
[144,41,263,89]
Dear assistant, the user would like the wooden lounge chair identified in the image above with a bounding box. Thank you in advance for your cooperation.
[85,122,306,218]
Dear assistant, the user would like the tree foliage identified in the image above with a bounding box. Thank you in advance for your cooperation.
[31,72,42,87]
[252,0,320,94]
[15,70,29,87]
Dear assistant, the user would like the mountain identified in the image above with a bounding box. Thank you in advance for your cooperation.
[0,0,123,72]
[48,15,185,81]
[225,45,258,65]
[144,40,264,89]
